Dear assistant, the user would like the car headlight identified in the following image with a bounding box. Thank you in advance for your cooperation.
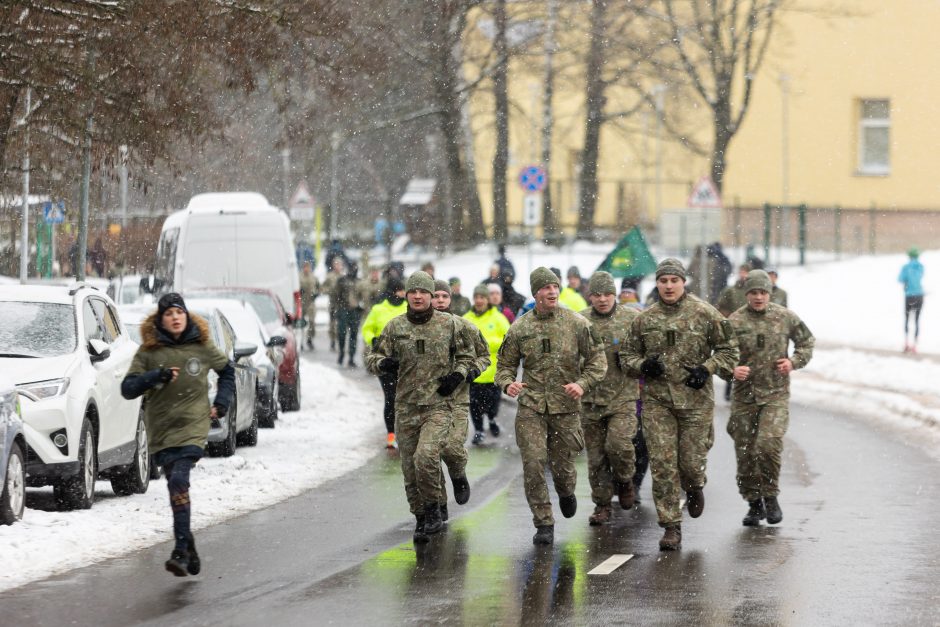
[18,378,70,400]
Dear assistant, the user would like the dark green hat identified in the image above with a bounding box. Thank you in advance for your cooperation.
[433,279,451,295]
[472,284,489,298]
[743,269,772,293]
[405,270,435,293]
[588,271,617,295]
[530,267,561,294]
[655,258,687,281]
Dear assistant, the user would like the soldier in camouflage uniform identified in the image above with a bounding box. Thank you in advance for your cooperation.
[766,268,788,307]
[431,279,490,518]
[298,261,320,350]
[579,271,641,525]
[725,269,814,526]
[495,267,607,545]
[620,258,739,551]
[716,263,751,317]
[366,271,475,543]
[322,258,345,351]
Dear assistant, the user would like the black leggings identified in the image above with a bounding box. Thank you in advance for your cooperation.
[632,412,649,488]
[379,372,397,434]
[469,383,502,432]
[905,295,924,339]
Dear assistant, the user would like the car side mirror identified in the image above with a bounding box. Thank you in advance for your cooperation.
[233,341,257,361]
[267,336,288,347]
[88,339,111,363]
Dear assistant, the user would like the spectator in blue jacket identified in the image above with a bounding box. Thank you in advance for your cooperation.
[899,247,925,353]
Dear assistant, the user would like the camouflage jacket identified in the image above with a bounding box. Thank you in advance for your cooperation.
[495,306,606,414]
[726,302,814,404]
[451,294,472,317]
[366,310,475,407]
[620,293,739,409]
[580,304,640,410]
[771,286,788,307]
[299,273,320,308]
[716,281,747,316]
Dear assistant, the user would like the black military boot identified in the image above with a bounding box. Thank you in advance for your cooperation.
[440,503,449,522]
[742,499,766,526]
[533,525,554,545]
[452,475,471,505]
[413,515,429,544]
[186,534,201,575]
[686,487,705,518]
[658,524,682,551]
[560,494,577,518]
[618,481,636,510]
[764,496,783,524]
[423,503,444,535]
[164,549,189,577]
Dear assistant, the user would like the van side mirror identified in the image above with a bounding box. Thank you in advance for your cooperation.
[88,339,111,363]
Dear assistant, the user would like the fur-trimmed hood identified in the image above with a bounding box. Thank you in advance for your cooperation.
[139,311,211,350]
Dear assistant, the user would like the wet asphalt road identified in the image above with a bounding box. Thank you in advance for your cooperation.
[1,335,939,626]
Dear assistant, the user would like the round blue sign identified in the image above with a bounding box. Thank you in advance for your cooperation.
[518,165,547,192]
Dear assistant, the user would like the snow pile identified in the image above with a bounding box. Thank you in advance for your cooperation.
[0,360,383,591]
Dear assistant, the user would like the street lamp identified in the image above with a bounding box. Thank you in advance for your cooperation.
[329,130,342,241]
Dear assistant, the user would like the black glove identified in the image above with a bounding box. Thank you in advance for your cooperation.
[683,365,710,390]
[378,357,400,374]
[158,368,175,383]
[465,368,481,383]
[640,356,665,378]
[614,353,623,371]
[436,372,464,396]
[212,404,228,418]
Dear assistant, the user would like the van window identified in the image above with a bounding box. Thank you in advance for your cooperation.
[155,227,180,289]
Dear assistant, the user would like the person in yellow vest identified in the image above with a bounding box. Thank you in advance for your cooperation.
[361,278,407,448]
[463,284,511,444]
[559,267,589,311]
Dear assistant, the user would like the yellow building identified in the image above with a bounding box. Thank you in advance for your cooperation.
[466,1,937,248]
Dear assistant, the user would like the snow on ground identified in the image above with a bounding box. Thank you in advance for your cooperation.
[0,359,383,592]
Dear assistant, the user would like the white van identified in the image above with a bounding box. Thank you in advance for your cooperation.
[154,192,301,319]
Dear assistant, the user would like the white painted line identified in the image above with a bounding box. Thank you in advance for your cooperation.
[587,554,634,575]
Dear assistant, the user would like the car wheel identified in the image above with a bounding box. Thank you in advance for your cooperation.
[111,412,151,496]
[208,396,237,458]
[237,405,259,447]
[54,418,97,511]
[281,365,301,412]
[259,383,278,429]
[0,441,26,525]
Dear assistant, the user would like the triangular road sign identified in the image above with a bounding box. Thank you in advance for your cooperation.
[289,180,315,210]
[687,176,722,209]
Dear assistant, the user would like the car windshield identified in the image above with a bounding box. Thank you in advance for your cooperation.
[191,290,281,326]
[0,302,77,357]
[125,323,142,344]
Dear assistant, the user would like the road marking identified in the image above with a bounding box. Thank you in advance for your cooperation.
[588,554,634,575]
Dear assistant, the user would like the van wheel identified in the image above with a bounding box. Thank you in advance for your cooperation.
[54,419,97,510]
[0,442,26,524]
[111,413,150,496]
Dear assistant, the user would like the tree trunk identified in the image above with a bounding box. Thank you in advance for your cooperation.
[576,0,608,240]
[0,87,21,173]
[491,0,509,241]
[540,0,557,236]
[711,99,732,195]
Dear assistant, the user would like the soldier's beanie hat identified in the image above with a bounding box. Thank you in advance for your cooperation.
[744,269,773,293]
[448,276,461,286]
[588,271,617,295]
[405,271,435,293]
[567,266,581,279]
[655,258,687,281]
[766,267,779,276]
[473,284,489,298]
[433,279,451,295]
[740,262,753,272]
[530,267,561,294]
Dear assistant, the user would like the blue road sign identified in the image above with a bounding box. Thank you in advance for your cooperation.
[43,201,65,224]
[518,165,547,193]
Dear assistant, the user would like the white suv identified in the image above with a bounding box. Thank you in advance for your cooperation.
[0,283,149,510]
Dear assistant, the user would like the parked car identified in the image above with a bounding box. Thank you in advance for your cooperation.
[185,287,301,411]
[0,284,148,510]
[154,192,302,319]
[0,374,26,524]
[196,299,285,429]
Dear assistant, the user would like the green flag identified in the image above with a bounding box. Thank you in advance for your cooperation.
[596,226,657,279]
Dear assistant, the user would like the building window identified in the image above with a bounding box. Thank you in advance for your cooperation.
[858,99,890,175]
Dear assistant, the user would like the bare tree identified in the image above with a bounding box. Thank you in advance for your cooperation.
[490,0,509,241]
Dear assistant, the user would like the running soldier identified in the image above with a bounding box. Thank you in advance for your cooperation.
[298,261,320,350]
[495,267,606,545]
[725,270,814,526]
[366,271,475,543]
[579,271,641,525]
[620,258,738,551]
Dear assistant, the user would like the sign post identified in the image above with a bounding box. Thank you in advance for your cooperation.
[289,181,316,263]
[687,176,723,300]
[519,165,547,277]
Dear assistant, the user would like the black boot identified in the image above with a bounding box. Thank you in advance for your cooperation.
[686,487,705,518]
[423,503,444,535]
[560,494,577,518]
[659,524,682,551]
[742,499,766,526]
[337,351,344,365]
[165,549,189,577]
[452,475,470,505]
[533,525,554,545]
[489,421,500,437]
[413,515,429,544]
[764,496,783,524]
[186,535,201,575]
[440,503,448,522]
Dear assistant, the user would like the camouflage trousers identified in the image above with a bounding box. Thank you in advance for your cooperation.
[438,402,470,503]
[581,403,638,506]
[396,401,451,515]
[515,405,584,527]
[303,303,316,340]
[727,399,789,501]
[643,400,714,526]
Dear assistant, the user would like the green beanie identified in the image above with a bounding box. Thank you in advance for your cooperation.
[472,284,489,298]
[433,279,451,295]
[656,258,687,281]
[588,271,616,295]
[743,269,772,293]
[908,247,920,258]
[530,267,561,294]
[405,270,435,293]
